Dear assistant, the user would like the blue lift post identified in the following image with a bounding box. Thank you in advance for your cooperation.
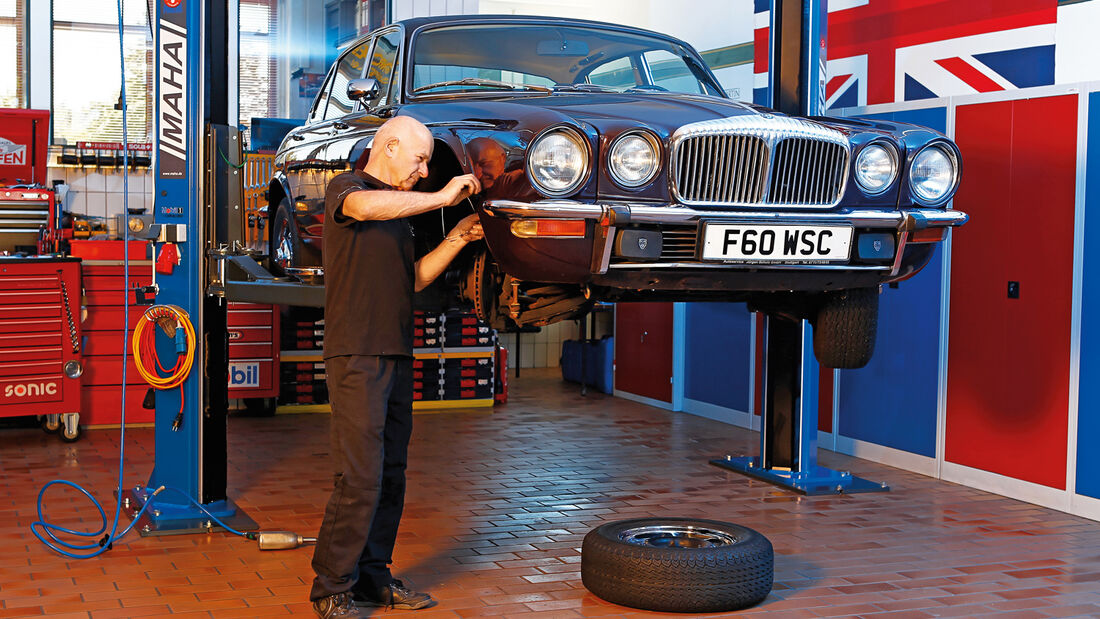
[122,0,257,534]
[710,0,888,495]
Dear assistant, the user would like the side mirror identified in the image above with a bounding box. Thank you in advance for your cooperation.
[347,78,381,107]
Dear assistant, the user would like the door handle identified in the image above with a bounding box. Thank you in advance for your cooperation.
[641,330,647,343]
[332,121,349,131]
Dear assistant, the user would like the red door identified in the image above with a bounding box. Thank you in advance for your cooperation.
[946,95,1077,489]
[615,303,673,403]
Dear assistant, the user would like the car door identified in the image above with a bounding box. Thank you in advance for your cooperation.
[291,36,376,250]
[324,28,404,178]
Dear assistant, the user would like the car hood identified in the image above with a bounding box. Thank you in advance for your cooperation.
[406,92,773,138]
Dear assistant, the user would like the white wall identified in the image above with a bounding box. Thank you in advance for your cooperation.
[47,166,150,224]
[1055,1,1100,85]
[392,0,479,21]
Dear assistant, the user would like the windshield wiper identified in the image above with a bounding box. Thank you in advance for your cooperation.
[413,77,552,94]
[554,83,617,92]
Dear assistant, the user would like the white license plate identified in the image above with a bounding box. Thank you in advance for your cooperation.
[701,224,853,263]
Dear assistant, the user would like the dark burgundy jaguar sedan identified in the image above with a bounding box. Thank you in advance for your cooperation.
[267,14,966,368]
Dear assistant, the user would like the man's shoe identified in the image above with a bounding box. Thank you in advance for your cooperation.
[313,592,363,618]
[353,579,435,610]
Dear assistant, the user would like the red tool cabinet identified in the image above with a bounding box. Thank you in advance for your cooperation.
[79,253,154,426]
[0,257,83,436]
[228,303,280,409]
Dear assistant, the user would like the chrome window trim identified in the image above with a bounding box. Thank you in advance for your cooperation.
[668,114,851,210]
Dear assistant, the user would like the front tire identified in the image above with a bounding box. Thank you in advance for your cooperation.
[812,286,879,369]
[581,518,773,613]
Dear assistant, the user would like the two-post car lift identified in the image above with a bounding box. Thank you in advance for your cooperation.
[120,0,322,535]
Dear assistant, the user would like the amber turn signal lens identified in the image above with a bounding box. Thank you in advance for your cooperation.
[909,227,946,243]
[510,219,587,238]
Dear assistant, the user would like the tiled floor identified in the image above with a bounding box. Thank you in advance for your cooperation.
[4,370,1100,618]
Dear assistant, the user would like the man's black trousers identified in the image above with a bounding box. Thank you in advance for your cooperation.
[311,354,413,601]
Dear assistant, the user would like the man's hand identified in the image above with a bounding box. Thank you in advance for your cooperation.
[416,214,485,291]
[446,214,484,243]
[439,174,482,206]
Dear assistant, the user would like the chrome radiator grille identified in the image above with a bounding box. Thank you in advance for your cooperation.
[660,227,698,261]
[674,135,768,204]
[767,138,848,205]
[670,115,850,208]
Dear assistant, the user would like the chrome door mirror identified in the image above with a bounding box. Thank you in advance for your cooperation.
[347,78,382,107]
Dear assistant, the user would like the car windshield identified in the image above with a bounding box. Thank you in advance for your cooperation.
[410,23,723,97]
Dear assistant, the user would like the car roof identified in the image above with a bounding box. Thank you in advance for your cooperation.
[395,14,685,46]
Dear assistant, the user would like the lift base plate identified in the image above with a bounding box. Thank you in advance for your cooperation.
[710,456,890,495]
[120,487,258,536]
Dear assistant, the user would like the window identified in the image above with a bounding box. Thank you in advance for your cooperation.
[365,29,400,107]
[644,50,704,94]
[240,0,277,131]
[588,56,636,89]
[0,0,24,108]
[410,24,715,96]
[323,39,371,120]
[52,0,153,144]
[309,68,335,124]
[359,0,388,34]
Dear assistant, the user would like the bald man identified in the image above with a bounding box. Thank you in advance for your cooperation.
[311,116,482,619]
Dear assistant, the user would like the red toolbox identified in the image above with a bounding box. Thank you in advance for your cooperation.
[228,303,280,401]
[0,188,55,254]
[0,257,83,439]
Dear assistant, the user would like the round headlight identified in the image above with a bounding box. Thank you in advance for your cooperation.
[910,144,957,204]
[608,131,659,188]
[527,128,589,196]
[854,143,898,195]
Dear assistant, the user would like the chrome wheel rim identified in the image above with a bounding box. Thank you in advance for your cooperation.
[274,222,293,269]
[618,525,740,549]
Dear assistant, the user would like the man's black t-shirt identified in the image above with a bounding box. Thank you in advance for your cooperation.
[322,170,414,359]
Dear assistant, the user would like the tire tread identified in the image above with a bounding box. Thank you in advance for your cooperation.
[581,518,773,613]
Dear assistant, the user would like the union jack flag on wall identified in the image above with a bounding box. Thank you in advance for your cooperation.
[753,0,1059,110]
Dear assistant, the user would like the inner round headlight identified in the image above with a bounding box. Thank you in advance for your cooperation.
[910,144,957,204]
[854,143,898,195]
[527,128,589,196]
[609,131,659,188]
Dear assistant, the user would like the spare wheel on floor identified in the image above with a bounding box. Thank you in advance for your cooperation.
[581,518,773,613]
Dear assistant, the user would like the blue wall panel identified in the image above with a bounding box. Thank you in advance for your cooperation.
[683,303,752,412]
[834,106,948,458]
[1077,92,1100,499]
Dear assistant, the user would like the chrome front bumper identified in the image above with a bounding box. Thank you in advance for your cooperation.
[483,199,967,278]
[483,199,969,229]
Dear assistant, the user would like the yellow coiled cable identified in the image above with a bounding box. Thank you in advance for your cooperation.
[132,305,195,391]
